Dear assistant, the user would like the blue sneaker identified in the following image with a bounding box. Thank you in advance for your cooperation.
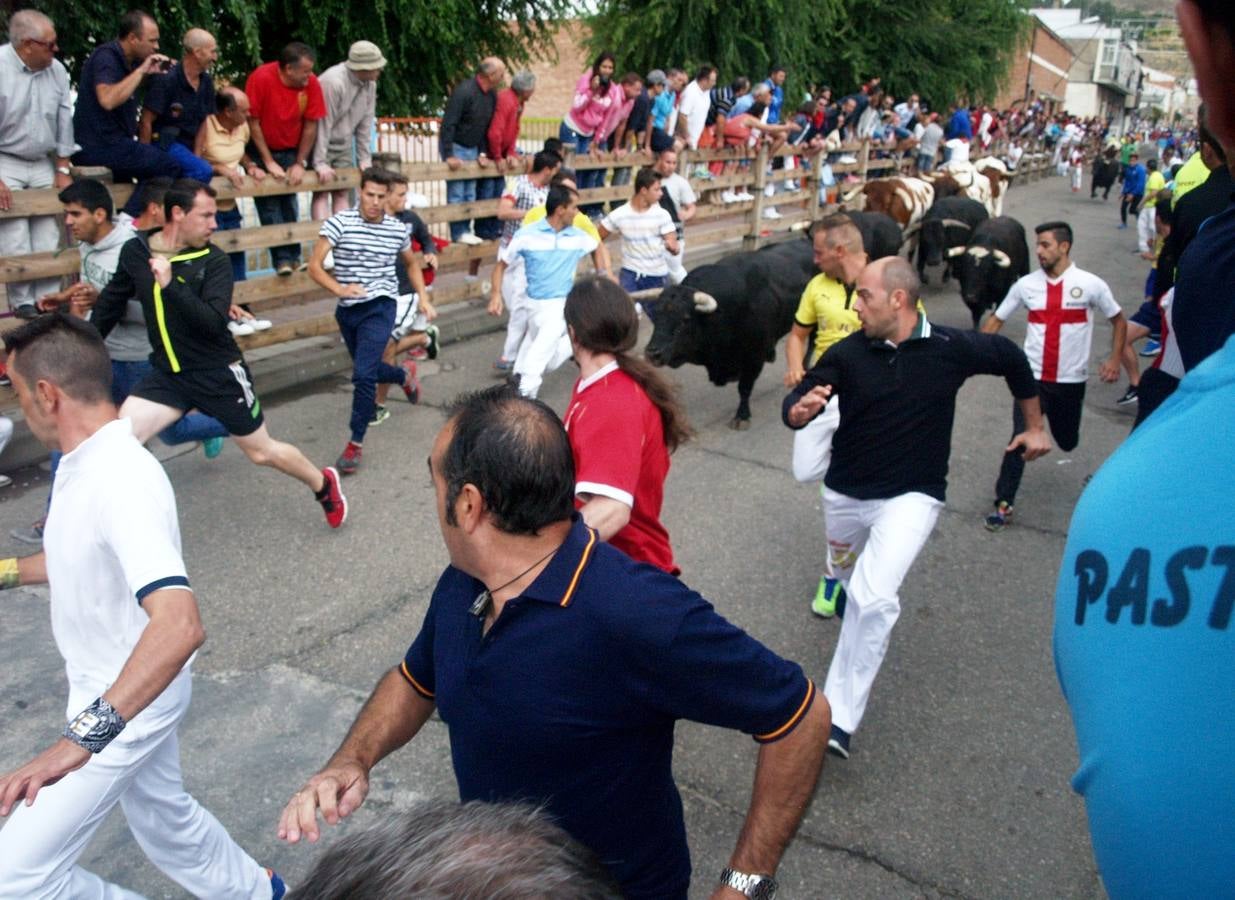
[266,869,286,900]
[1139,338,1161,358]
[827,724,851,759]
[202,437,225,459]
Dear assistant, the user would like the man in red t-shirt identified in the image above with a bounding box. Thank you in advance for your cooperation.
[245,41,326,274]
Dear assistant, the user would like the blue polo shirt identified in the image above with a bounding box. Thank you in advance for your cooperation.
[74,41,139,148]
[143,63,215,150]
[502,218,599,300]
[402,516,815,899]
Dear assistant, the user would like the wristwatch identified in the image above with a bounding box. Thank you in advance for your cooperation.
[719,868,778,899]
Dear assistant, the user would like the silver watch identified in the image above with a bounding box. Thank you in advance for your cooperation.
[719,867,778,899]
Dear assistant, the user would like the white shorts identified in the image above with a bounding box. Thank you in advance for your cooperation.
[391,294,430,341]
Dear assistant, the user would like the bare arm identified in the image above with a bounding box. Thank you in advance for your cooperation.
[308,237,364,299]
[1008,395,1051,459]
[679,202,698,223]
[487,258,508,316]
[712,696,830,899]
[783,324,812,387]
[248,118,277,170]
[496,195,523,222]
[0,552,47,589]
[278,667,435,842]
[980,314,1005,335]
[96,55,165,111]
[1100,312,1127,383]
[578,495,632,541]
[400,248,436,321]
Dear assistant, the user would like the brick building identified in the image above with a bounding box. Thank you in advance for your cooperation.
[994,16,1073,114]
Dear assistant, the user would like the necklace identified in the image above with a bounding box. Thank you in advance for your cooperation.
[469,543,562,618]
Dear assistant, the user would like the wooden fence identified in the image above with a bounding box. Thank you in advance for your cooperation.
[0,132,1053,359]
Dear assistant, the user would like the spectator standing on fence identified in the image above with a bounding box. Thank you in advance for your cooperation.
[440,56,505,273]
[493,150,561,372]
[488,184,599,399]
[675,65,716,153]
[488,70,536,177]
[598,169,679,308]
[643,70,675,154]
[311,41,387,221]
[613,72,652,168]
[0,10,75,319]
[71,12,192,186]
[137,28,217,184]
[652,149,695,285]
[308,168,423,474]
[197,86,264,283]
[91,179,349,528]
[762,65,787,125]
[916,112,944,173]
[245,41,327,276]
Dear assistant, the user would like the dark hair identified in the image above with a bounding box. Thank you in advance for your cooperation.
[1155,196,1174,228]
[385,170,410,187]
[3,313,113,405]
[359,166,395,190]
[1192,0,1235,39]
[731,76,751,94]
[546,183,577,216]
[134,176,174,214]
[619,71,642,86]
[590,51,616,78]
[1197,104,1228,164]
[1147,158,1158,171]
[543,136,564,156]
[769,63,786,75]
[532,150,561,174]
[59,179,113,218]
[164,178,215,220]
[565,277,692,452]
[1171,162,1183,178]
[440,386,575,535]
[279,41,315,68]
[294,801,621,900]
[634,167,660,194]
[550,169,576,187]
[1035,220,1073,249]
[694,64,716,82]
[216,89,239,114]
[118,9,151,40]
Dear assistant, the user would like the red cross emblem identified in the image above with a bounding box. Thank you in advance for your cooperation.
[1028,280,1088,381]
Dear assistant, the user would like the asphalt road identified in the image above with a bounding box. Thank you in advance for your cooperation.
[0,171,1147,898]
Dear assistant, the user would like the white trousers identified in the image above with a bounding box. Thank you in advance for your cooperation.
[666,240,688,285]
[822,488,943,734]
[0,706,267,900]
[1137,203,1157,254]
[0,154,61,311]
[1071,165,1083,191]
[500,258,531,363]
[513,298,572,399]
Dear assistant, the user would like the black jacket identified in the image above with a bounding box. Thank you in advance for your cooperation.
[93,230,240,373]
[783,320,1036,502]
[439,76,496,158]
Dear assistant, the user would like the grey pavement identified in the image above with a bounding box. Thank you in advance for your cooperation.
[0,171,1144,898]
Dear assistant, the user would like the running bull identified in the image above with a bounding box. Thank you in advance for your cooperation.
[916,196,989,284]
[955,216,1030,328]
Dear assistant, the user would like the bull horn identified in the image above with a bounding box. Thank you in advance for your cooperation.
[692,291,718,313]
[967,246,990,259]
[992,250,1012,268]
[946,245,967,258]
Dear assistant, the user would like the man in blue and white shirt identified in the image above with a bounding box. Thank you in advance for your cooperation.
[309,167,422,474]
[488,184,599,398]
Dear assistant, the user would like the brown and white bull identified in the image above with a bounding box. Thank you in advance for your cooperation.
[928,161,995,215]
[841,176,935,258]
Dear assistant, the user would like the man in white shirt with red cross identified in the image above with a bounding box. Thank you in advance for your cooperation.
[981,220,1126,530]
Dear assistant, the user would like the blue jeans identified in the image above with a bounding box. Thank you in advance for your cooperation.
[619,269,667,319]
[254,149,300,267]
[335,298,405,443]
[166,142,215,183]
[474,175,504,241]
[559,122,605,215]
[215,206,247,282]
[446,143,480,242]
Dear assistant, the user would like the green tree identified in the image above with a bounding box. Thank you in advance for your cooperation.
[587,0,1031,109]
[5,0,572,114]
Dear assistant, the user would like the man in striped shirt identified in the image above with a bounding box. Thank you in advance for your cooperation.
[309,167,422,474]
[598,169,679,316]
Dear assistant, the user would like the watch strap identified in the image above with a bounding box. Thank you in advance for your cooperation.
[719,867,778,899]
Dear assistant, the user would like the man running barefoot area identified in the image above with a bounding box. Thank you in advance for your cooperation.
[488,184,599,399]
[309,167,424,473]
[0,315,284,900]
[783,257,1049,759]
[91,179,347,527]
[981,221,1125,531]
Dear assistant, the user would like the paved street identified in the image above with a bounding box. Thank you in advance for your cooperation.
[0,170,1145,898]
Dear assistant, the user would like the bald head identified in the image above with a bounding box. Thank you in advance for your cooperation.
[184,28,214,51]
[854,257,922,342]
[878,256,921,306]
[181,27,217,70]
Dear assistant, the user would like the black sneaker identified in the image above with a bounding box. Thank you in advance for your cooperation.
[1116,386,1138,405]
[425,324,440,360]
[984,501,1013,532]
[827,725,851,759]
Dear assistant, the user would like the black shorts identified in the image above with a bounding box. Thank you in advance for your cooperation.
[1039,380,1085,452]
[130,362,265,437]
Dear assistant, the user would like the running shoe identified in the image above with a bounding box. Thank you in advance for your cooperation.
[249,318,273,331]
[827,724,851,760]
[11,519,45,544]
[424,324,440,360]
[318,467,348,528]
[228,320,256,337]
[984,500,1013,532]
[402,360,421,404]
[369,405,391,426]
[408,346,428,361]
[811,577,846,618]
[0,474,11,488]
[336,441,362,476]
[1116,386,1138,406]
[276,261,294,277]
[1139,338,1161,358]
[458,233,485,246]
[202,437,225,459]
[267,868,287,900]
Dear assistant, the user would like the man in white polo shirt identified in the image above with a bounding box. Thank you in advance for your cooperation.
[309,166,423,475]
[598,169,679,317]
[981,220,1126,530]
[0,314,283,900]
[488,183,599,399]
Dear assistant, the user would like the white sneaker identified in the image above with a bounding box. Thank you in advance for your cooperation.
[764,183,776,198]
[736,190,755,201]
[463,274,480,284]
[249,318,273,331]
[762,206,783,220]
[785,179,800,192]
[323,250,335,271]
[838,154,858,165]
[721,189,740,204]
[228,320,256,336]
[457,233,484,246]
[0,474,12,488]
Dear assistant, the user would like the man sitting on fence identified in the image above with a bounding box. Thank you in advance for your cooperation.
[197,86,264,283]
[137,28,218,184]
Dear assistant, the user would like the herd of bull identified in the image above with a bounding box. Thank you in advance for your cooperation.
[642,159,1032,428]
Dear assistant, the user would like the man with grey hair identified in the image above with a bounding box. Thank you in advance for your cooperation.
[0,9,75,317]
[294,801,622,899]
[137,27,218,183]
[441,57,506,259]
[784,255,1049,760]
[311,40,387,219]
[489,70,536,175]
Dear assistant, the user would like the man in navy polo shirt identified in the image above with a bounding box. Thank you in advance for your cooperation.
[137,27,217,183]
[279,386,830,900]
